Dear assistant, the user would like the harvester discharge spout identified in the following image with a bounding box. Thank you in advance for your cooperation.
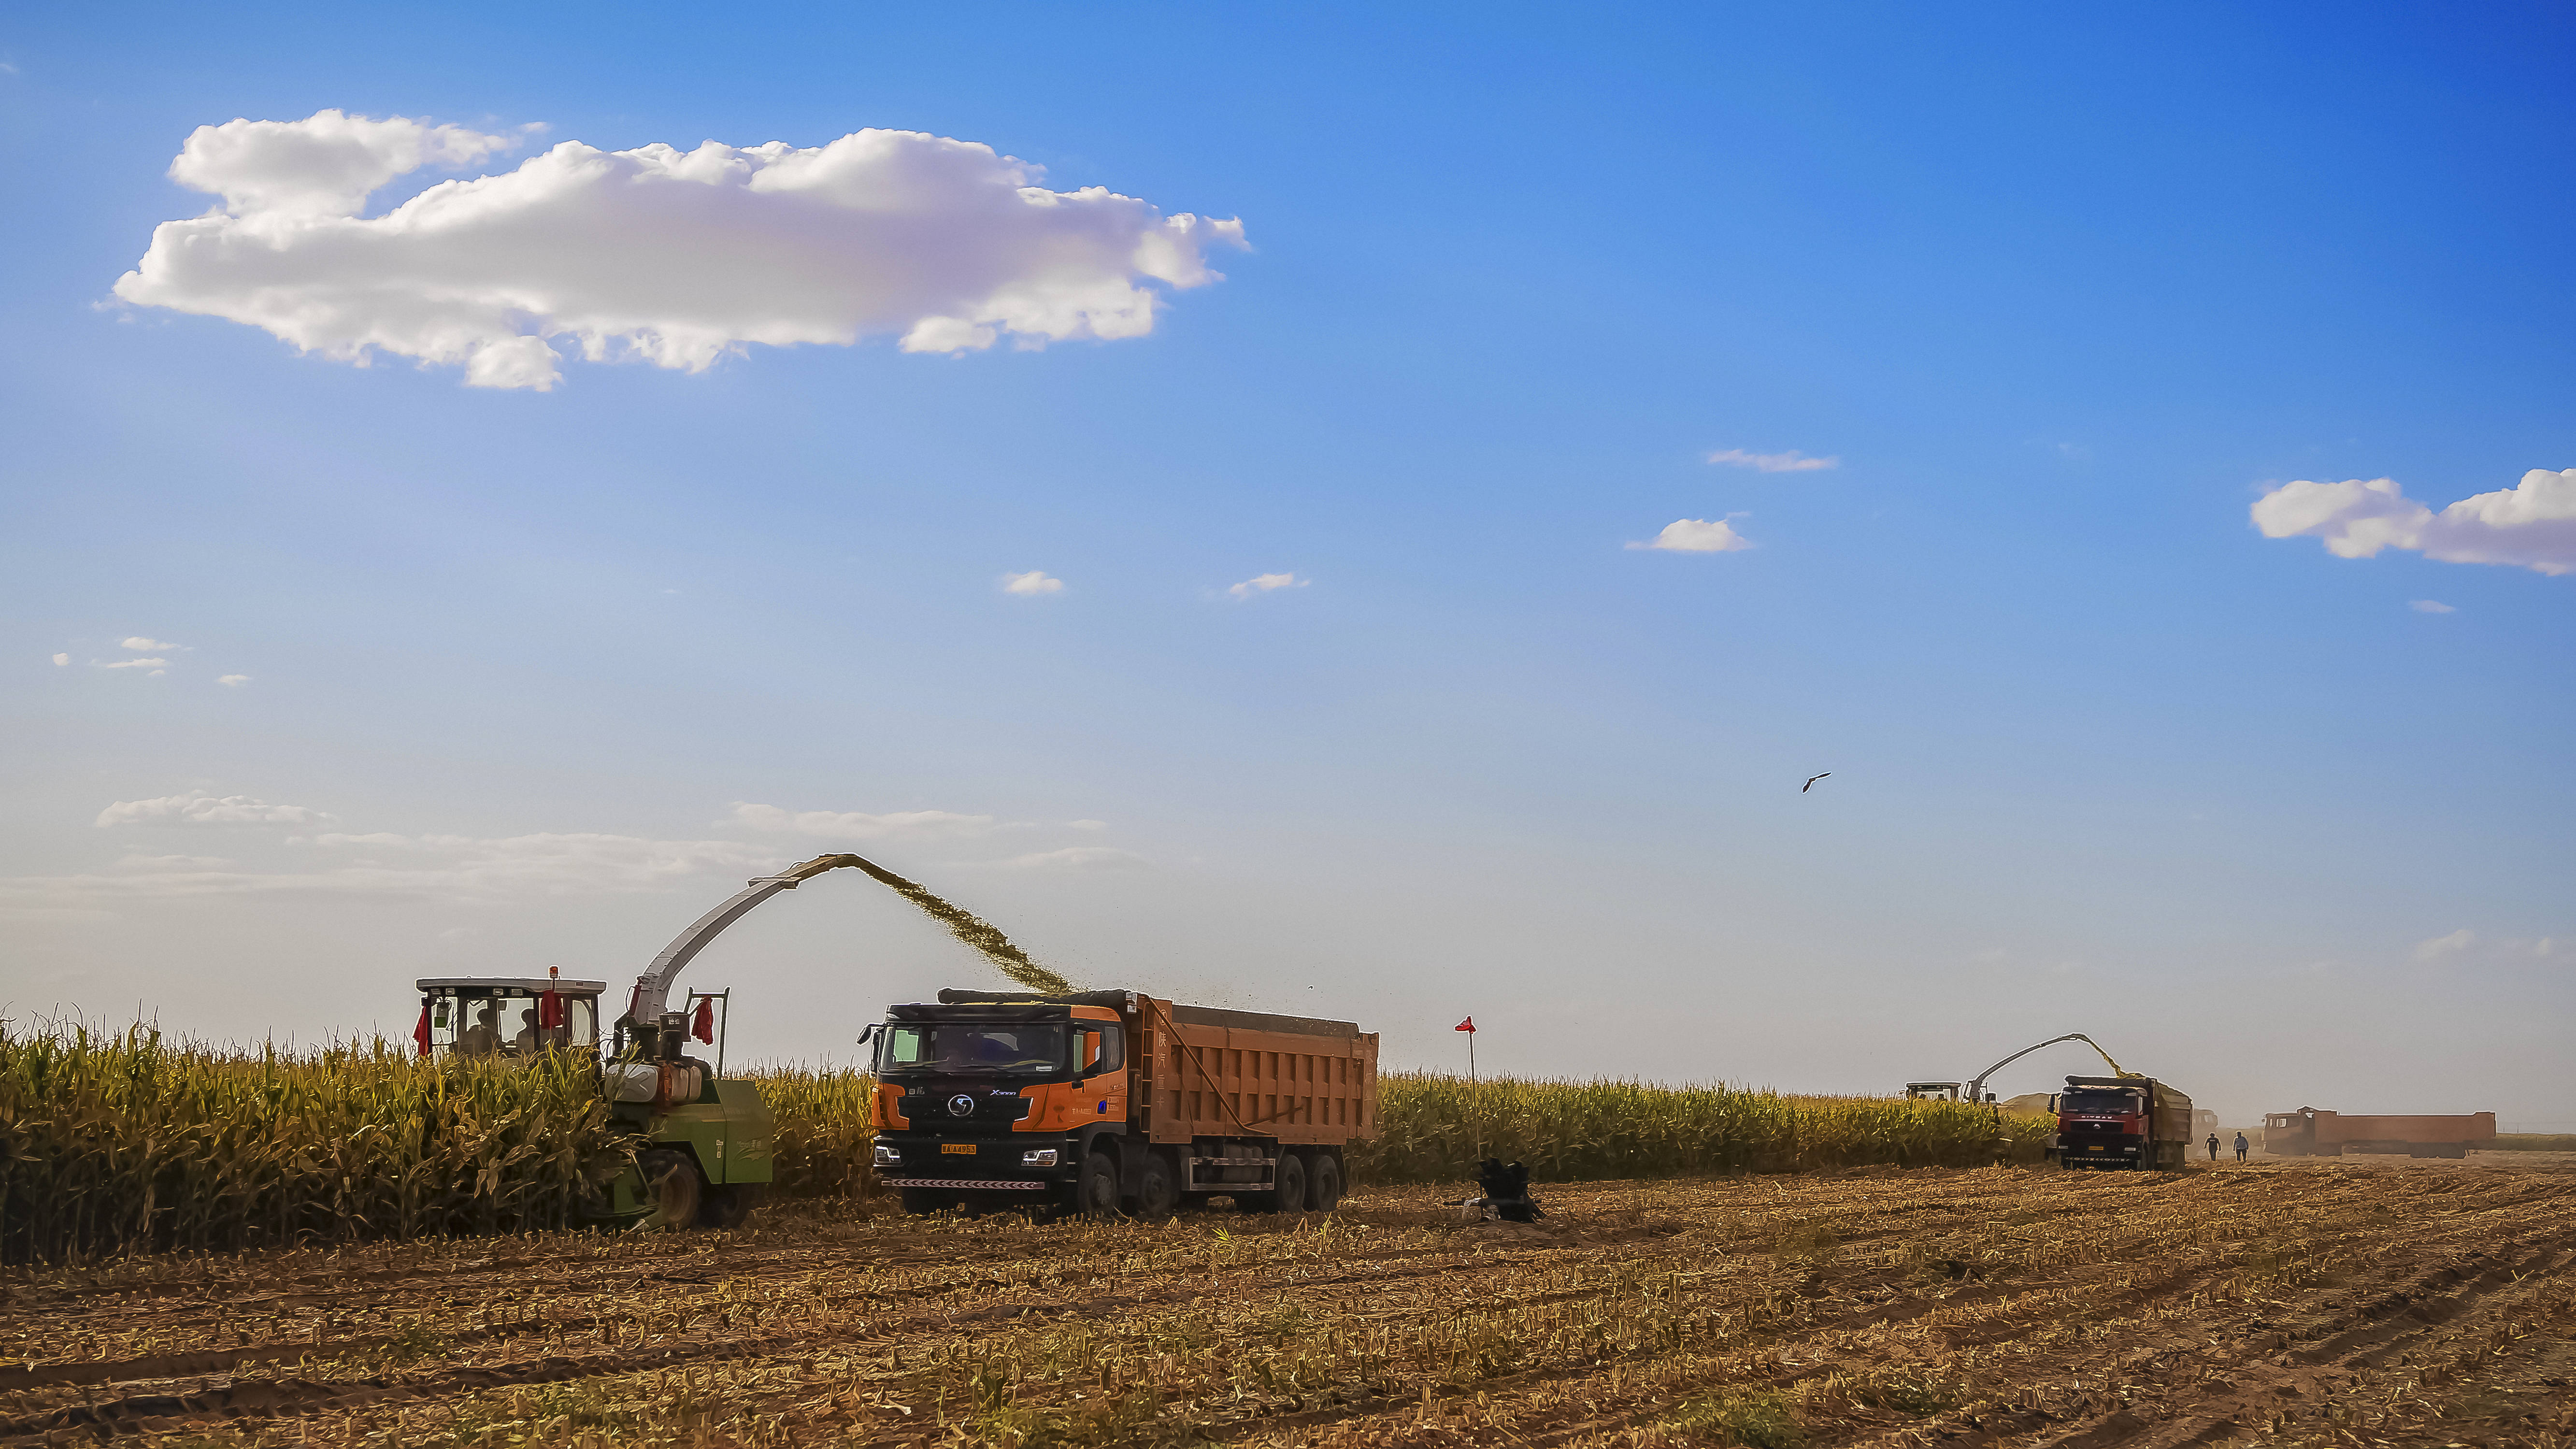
[1964,1033,2137,1105]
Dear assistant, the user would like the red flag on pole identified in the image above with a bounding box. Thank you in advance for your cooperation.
[413,1004,433,1058]
[691,996,716,1046]
[1455,1017,1475,1033]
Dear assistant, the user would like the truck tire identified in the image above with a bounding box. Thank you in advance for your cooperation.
[1250,1152,1307,1214]
[639,1148,703,1230]
[1132,1149,1179,1218]
[1076,1151,1122,1220]
[1309,1152,1343,1211]
[699,1182,767,1230]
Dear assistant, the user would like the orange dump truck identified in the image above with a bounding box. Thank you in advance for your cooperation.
[2262,1107,2496,1159]
[865,989,1379,1218]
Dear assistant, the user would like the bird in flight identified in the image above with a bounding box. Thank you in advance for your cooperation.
[1803,773,1831,792]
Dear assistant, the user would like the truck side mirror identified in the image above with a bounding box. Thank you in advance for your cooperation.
[856,1024,878,1049]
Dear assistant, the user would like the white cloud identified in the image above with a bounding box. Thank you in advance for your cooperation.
[1227,572,1307,599]
[116,113,1247,391]
[50,653,68,666]
[2409,600,2456,614]
[1002,570,1065,596]
[2,832,773,914]
[1707,447,1837,473]
[727,803,996,838]
[1067,818,1108,832]
[1627,518,1753,553]
[995,846,1148,871]
[2413,928,2475,962]
[121,636,181,651]
[96,790,335,827]
[115,853,235,871]
[217,674,251,686]
[2252,469,2576,576]
[97,657,168,671]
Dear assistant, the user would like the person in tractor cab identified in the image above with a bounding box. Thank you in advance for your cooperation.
[512,1007,542,1056]
[457,1005,501,1057]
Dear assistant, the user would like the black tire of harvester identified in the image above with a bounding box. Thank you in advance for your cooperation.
[699,1182,766,1229]
[639,1148,703,1230]
[1309,1151,1343,1211]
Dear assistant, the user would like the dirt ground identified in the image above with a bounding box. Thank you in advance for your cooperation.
[3,1154,2570,1448]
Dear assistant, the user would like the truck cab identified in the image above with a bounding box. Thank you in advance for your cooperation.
[2056,1074,2194,1170]
[866,996,1133,1215]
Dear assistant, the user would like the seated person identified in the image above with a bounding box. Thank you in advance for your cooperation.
[511,1008,542,1056]
[456,1006,501,1057]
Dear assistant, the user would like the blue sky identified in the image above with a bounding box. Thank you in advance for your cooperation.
[4,4,2570,1127]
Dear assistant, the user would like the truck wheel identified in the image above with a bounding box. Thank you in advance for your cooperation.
[1309,1152,1343,1211]
[1077,1151,1123,1220]
[699,1182,767,1230]
[1132,1150,1179,1218]
[639,1148,702,1230]
[1250,1152,1308,1214]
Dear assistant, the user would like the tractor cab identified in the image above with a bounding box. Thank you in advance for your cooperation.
[415,972,605,1061]
[1905,1081,1964,1101]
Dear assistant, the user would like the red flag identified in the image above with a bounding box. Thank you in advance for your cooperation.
[537,990,564,1031]
[413,1004,433,1057]
[691,996,716,1045]
[1454,1017,1475,1033]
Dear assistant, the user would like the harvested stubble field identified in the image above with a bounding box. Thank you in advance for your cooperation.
[5,1157,2571,1449]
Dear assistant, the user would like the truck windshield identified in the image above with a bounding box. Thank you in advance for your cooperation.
[2061,1090,2142,1116]
[879,1023,1067,1076]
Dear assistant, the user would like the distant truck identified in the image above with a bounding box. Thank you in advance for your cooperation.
[2055,1074,2196,1170]
[865,989,1379,1218]
[2261,1107,2495,1160]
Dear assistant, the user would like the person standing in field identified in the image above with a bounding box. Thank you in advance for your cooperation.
[2206,1132,2221,1161]
[2234,1132,2250,1162]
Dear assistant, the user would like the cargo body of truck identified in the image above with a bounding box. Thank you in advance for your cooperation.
[866,989,1379,1218]
[2262,1107,2495,1159]
[2054,1074,2196,1170]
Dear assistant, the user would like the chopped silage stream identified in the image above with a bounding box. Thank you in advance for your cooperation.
[849,856,1074,997]
[6,1157,2571,1448]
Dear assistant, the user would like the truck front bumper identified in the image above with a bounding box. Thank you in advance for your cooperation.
[875,1133,1081,1191]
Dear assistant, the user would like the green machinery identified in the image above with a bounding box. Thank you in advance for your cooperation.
[413,854,873,1228]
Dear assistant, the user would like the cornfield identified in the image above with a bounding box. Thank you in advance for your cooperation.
[3,1025,2054,1264]
[0,1022,624,1264]
[1347,1072,2056,1182]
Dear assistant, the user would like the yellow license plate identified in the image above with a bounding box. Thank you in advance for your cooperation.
[941,1143,975,1155]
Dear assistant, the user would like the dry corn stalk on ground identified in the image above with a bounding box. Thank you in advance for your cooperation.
[2,1156,2571,1448]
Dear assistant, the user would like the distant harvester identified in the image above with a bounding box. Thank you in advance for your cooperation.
[2262,1106,2496,1160]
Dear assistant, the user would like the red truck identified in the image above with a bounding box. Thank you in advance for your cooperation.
[2054,1074,2196,1171]
[2261,1107,2495,1160]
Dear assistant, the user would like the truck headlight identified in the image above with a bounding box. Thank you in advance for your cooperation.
[873,1143,901,1166]
[1020,1148,1059,1167]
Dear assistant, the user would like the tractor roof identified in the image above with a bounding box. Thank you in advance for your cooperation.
[416,977,609,994]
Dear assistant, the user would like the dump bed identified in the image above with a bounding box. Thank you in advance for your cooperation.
[1135,996,1380,1147]
[2318,1112,2497,1148]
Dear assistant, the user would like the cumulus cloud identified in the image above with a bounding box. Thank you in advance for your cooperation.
[116,112,1247,390]
[2409,600,2456,615]
[1227,572,1307,599]
[96,790,335,827]
[727,803,996,838]
[1707,448,1837,473]
[2252,469,2576,576]
[50,653,67,666]
[2413,928,2476,962]
[122,636,181,651]
[97,657,168,672]
[1628,518,1753,553]
[1002,570,1064,596]
[217,674,251,686]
